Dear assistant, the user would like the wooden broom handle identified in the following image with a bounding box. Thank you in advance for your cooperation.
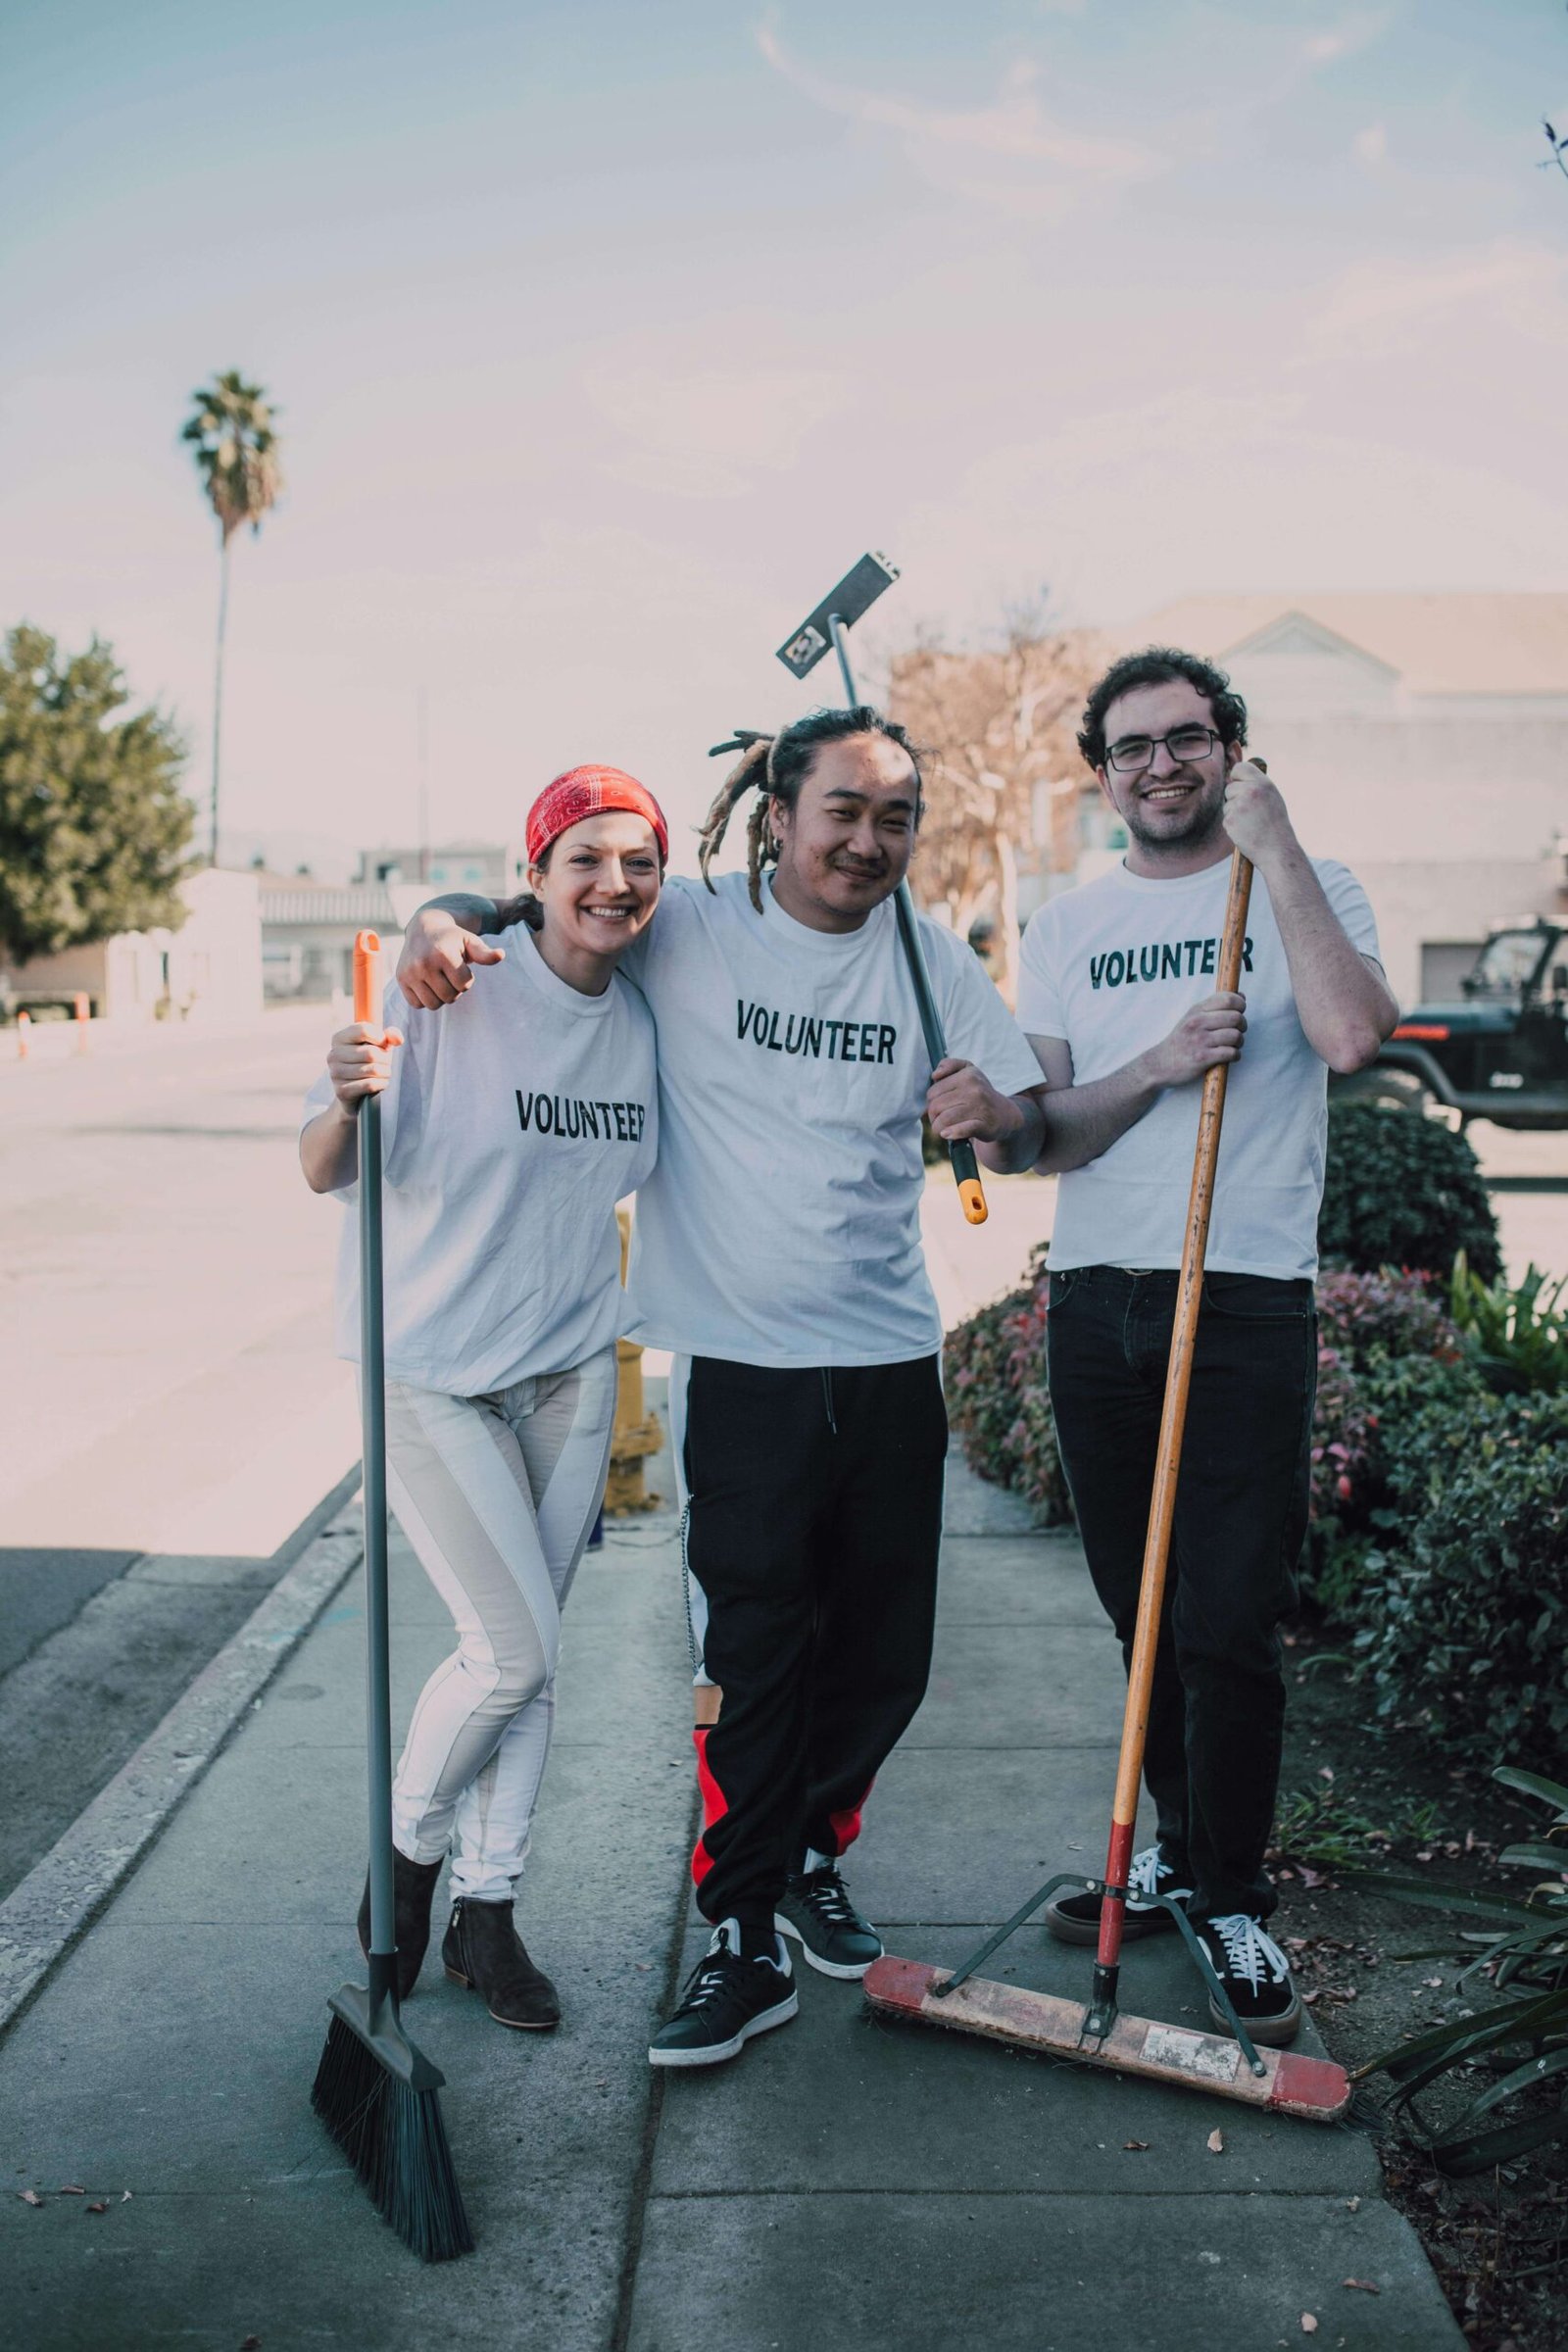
[1106,848,1254,1846]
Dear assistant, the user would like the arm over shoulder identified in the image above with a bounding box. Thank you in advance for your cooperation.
[926,919,1046,1098]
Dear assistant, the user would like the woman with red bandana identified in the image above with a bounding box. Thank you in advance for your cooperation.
[300,768,663,2031]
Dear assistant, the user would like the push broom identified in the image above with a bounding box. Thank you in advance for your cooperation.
[311,929,475,2259]
[864,833,1352,2125]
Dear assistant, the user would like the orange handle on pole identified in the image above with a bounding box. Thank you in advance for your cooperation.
[955,1160,989,1227]
[354,930,380,1026]
[1093,847,1254,1985]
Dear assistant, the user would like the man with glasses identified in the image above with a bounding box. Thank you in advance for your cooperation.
[1017,646,1396,2045]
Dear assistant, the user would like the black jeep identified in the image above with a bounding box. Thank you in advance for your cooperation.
[1342,919,1568,1130]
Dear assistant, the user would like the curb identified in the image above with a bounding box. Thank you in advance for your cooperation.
[0,1502,364,2039]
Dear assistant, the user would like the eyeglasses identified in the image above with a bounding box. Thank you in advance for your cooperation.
[1104,725,1220,774]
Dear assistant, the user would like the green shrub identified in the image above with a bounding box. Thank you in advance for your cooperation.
[1347,1389,1568,1763]
[1448,1256,1568,1396]
[1317,1098,1500,1283]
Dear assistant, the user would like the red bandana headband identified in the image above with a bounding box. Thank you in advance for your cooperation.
[525,765,668,868]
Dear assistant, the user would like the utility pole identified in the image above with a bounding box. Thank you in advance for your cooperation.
[416,686,430,884]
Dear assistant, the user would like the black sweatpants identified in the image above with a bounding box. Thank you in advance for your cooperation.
[680,1352,948,1929]
[1046,1266,1316,1923]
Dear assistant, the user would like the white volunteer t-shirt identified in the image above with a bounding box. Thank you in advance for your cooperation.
[621,872,1043,1368]
[303,922,657,1393]
[1016,858,1381,1281]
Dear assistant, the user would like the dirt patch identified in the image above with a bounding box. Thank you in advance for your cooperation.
[1272,1621,1568,2350]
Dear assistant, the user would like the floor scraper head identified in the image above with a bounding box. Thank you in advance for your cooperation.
[863,1955,1350,2124]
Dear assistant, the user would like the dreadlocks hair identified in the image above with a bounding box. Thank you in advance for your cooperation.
[698,705,924,912]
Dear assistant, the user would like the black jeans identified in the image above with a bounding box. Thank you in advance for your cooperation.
[1046,1266,1316,1922]
[682,1353,948,1929]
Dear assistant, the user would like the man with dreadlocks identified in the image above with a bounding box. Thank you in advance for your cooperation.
[395,707,1045,2069]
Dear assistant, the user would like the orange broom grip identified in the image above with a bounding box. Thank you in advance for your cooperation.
[354,930,380,1026]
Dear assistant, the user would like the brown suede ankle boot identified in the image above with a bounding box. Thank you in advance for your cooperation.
[357,1849,444,2001]
[442,1897,561,2030]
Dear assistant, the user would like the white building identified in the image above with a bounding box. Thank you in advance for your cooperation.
[4,866,263,1024]
[1111,594,1568,1007]
[355,841,529,897]
[260,840,527,1002]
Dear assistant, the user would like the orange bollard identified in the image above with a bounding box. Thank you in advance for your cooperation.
[74,992,90,1052]
[16,1010,30,1060]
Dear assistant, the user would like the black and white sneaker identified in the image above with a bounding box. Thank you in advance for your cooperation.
[648,1921,798,2069]
[775,1857,883,1979]
[1044,1843,1194,1945]
[1196,1913,1301,2047]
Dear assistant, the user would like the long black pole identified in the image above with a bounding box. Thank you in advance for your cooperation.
[825,613,987,1225]
[355,935,397,2024]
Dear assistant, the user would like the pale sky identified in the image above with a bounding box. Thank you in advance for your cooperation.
[4,0,1567,877]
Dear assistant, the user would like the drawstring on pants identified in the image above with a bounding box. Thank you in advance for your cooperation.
[820,1368,838,1436]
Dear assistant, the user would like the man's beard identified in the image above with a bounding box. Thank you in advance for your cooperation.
[1120,771,1226,852]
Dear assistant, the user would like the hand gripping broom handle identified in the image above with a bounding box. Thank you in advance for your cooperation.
[826,612,987,1225]
[354,930,399,2025]
[1089,849,1253,2020]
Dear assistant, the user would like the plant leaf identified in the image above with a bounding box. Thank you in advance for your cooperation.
[1494,1768,1568,1818]
[1343,1870,1543,1923]
[1432,2102,1568,2176]
[1360,1986,1568,2082]
[1461,2039,1568,2121]
[1496,1841,1568,1875]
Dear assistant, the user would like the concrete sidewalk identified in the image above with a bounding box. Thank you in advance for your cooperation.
[1,1449,1460,2350]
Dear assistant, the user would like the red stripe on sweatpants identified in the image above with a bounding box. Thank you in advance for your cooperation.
[690,1726,729,1888]
[828,1778,874,1854]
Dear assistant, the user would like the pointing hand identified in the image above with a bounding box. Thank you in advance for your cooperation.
[396,912,506,1007]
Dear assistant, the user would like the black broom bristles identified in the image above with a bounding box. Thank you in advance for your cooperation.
[313,2012,474,2263]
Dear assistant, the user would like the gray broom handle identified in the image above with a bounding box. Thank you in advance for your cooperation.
[359,1085,395,1979]
[826,612,988,1220]
[825,612,946,1056]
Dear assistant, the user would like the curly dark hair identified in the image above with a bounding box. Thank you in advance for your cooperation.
[1077,647,1248,772]
[698,705,923,911]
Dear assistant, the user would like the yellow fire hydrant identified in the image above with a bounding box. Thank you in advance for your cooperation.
[605,1205,662,1515]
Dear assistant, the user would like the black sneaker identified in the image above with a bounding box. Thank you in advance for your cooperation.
[1196,1913,1301,2046]
[775,1861,883,1979]
[1044,1843,1193,1945]
[648,1922,798,2069]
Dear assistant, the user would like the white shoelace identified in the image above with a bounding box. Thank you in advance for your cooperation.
[1126,1846,1167,1903]
[1206,1913,1289,1990]
[797,1866,860,1927]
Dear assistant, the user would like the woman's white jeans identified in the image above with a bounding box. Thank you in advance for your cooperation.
[383,1346,616,1902]
[668,1353,717,1690]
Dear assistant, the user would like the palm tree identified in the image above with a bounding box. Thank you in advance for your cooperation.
[182,372,282,865]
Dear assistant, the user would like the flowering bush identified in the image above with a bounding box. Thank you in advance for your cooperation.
[944,1248,1072,1524]
[947,1242,1568,1762]
[1304,1269,1476,1610]
[1315,1265,1465,1372]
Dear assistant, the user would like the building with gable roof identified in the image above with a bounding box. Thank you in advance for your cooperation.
[1097,593,1568,1005]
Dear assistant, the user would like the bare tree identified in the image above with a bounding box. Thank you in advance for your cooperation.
[887,606,1106,1001]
